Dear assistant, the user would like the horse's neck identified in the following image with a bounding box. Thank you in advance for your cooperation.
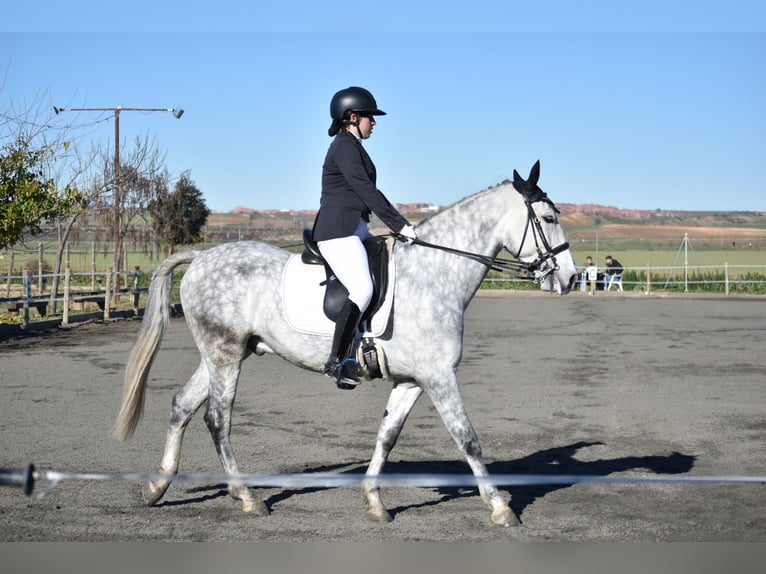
[402,185,522,306]
[420,185,517,256]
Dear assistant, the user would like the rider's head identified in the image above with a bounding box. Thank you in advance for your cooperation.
[328,87,386,138]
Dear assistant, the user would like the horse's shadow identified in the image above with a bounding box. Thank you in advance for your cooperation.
[166,441,695,521]
[156,461,353,508]
[375,441,696,520]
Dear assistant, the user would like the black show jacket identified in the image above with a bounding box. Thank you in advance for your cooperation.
[313,131,409,242]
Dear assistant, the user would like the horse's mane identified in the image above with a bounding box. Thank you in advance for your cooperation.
[416,183,515,231]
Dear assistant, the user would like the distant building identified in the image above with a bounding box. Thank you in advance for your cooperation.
[395,203,441,214]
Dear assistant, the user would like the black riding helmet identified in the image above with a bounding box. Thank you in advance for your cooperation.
[328,87,386,136]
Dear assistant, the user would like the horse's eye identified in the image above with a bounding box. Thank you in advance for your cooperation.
[542,215,556,224]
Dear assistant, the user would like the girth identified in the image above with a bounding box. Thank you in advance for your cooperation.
[301,229,389,323]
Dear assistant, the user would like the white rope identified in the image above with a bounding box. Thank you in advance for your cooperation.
[1,466,764,501]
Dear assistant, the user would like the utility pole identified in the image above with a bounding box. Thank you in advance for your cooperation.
[53,106,184,298]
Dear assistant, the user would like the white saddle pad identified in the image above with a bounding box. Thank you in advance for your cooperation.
[281,253,395,337]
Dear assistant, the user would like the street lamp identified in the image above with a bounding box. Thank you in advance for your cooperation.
[53,106,184,297]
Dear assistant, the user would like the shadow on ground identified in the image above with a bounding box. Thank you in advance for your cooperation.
[157,442,695,522]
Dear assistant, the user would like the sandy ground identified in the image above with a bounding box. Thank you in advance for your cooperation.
[1,291,765,542]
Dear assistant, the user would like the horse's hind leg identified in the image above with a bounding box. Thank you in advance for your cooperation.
[143,362,209,506]
[204,357,268,515]
[362,382,423,522]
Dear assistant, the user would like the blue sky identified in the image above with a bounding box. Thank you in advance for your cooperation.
[2,3,765,213]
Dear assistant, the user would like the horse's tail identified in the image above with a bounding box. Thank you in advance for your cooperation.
[113,250,199,441]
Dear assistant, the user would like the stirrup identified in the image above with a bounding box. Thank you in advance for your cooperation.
[327,357,361,390]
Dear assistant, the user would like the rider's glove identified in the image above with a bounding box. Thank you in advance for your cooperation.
[398,224,418,243]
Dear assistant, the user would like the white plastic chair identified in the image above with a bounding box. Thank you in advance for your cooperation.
[605,273,623,292]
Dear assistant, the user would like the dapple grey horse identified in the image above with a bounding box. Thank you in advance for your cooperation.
[114,161,577,527]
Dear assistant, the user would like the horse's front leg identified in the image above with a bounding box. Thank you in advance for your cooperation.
[425,373,519,527]
[362,382,423,522]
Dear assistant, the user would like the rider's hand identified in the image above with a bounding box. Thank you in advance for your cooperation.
[398,224,418,243]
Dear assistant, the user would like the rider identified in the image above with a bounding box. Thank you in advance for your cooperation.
[312,86,417,390]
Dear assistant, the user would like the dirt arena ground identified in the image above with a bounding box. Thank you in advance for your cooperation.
[1,291,765,542]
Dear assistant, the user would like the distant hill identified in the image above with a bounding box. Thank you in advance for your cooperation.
[554,204,766,240]
[557,203,766,223]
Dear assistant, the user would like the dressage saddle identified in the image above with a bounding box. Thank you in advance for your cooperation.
[301,229,389,323]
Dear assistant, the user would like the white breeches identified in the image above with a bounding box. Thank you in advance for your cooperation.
[317,220,373,313]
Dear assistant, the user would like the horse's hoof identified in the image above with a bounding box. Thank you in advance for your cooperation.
[142,482,168,506]
[228,484,269,515]
[365,507,393,523]
[491,507,520,527]
[242,499,270,516]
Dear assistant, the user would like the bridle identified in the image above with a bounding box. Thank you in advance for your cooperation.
[509,196,570,284]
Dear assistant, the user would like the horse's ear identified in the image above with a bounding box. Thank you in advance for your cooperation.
[512,169,525,194]
[528,160,540,187]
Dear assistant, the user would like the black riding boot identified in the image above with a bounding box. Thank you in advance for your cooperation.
[324,299,363,390]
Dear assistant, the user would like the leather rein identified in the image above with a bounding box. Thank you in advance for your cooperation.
[400,198,570,284]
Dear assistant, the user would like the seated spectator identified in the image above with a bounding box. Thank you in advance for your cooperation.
[603,255,624,290]
[579,255,594,291]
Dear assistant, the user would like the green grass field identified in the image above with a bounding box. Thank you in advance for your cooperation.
[569,248,766,270]
[4,241,766,295]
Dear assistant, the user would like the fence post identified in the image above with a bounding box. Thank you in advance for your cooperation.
[22,269,30,328]
[114,245,122,303]
[38,242,44,293]
[104,267,112,320]
[91,243,96,291]
[132,266,140,316]
[63,267,71,326]
[5,249,13,297]
[645,263,651,295]
[725,262,729,296]
[589,266,597,295]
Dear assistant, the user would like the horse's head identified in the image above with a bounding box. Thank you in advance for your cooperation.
[507,160,577,294]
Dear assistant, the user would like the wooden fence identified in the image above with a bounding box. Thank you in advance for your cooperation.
[1,266,153,329]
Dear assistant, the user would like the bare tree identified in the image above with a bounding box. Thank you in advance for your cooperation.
[46,148,102,312]
[90,133,170,293]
